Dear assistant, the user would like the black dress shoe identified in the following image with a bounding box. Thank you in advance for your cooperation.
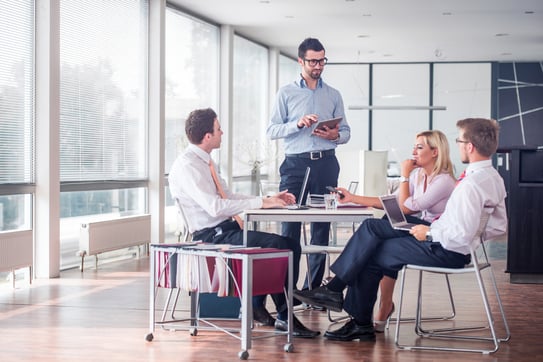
[324,319,375,342]
[253,306,275,327]
[293,286,343,312]
[274,315,320,339]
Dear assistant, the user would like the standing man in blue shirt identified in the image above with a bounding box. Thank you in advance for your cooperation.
[267,38,351,291]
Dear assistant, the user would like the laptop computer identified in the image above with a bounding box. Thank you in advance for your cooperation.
[286,166,310,210]
[379,194,419,231]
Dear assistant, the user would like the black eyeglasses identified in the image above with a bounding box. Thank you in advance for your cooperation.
[455,138,469,144]
[303,57,328,67]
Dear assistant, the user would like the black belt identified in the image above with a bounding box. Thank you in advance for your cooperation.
[286,149,335,160]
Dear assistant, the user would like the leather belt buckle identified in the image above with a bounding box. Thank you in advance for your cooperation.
[310,151,322,160]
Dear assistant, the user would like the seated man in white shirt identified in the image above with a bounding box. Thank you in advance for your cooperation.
[293,118,507,342]
[168,107,319,338]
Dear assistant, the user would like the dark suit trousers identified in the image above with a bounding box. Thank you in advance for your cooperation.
[330,218,469,324]
[279,154,340,289]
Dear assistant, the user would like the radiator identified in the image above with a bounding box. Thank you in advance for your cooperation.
[79,214,151,270]
[0,230,33,273]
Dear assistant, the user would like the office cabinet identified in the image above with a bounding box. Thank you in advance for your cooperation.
[496,147,543,283]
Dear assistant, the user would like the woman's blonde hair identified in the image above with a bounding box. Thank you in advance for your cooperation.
[416,130,455,179]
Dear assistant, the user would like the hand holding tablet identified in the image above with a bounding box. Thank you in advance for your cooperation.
[313,116,342,131]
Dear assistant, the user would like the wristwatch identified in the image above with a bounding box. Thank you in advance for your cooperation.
[426,231,433,242]
[399,176,409,183]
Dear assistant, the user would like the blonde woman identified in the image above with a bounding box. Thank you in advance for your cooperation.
[335,130,456,332]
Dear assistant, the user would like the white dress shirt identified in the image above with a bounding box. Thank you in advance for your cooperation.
[430,160,508,255]
[168,144,263,233]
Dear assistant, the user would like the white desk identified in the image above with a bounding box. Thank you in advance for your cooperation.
[242,207,374,244]
[147,244,294,360]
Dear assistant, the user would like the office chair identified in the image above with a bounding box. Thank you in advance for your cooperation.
[394,213,510,354]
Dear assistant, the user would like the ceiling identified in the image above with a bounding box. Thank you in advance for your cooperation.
[168,0,543,63]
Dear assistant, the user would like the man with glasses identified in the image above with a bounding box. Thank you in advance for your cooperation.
[267,38,351,294]
[293,118,507,341]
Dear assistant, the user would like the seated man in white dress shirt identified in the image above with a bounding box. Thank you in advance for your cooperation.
[294,118,507,341]
[168,107,319,338]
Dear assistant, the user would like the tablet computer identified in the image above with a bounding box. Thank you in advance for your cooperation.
[314,116,342,131]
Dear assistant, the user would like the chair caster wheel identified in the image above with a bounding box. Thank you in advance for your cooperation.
[238,350,249,360]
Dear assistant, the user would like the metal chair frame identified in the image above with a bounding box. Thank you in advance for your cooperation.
[394,215,510,354]
[159,198,193,324]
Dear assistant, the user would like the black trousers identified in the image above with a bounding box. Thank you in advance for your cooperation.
[331,218,470,324]
[279,154,340,289]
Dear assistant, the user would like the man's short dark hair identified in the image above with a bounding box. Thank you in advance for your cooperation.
[298,37,325,59]
[456,118,500,157]
[185,108,217,144]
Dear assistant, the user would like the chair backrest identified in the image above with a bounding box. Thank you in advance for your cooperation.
[174,197,193,242]
[348,181,359,194]
[470,212,492,254]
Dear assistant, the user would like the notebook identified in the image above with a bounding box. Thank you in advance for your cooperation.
[285,166,310,210]
[379,194,420,231]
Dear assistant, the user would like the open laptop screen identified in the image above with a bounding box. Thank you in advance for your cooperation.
[380,195,407,224]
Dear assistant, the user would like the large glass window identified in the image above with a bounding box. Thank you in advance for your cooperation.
[325,64,370,152]
[323,63,370,187]
[433,63,492,175]
[232,35,269,194]
[164,7,220,242]
[372,64,430,166]
[278,54,298,89]
[164,8,219,173]
[59,0,149,268]
[0,0,34,232]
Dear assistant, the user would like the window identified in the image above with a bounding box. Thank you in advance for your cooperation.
[0,0,34,231]
[164,8,219,173]
[164,7,220,242]
[59,0,149,268]
[372,64,430,164]
[278,54,298,89]
[232,35,268,193]
[433,63,491,174]
[60,0,148,183]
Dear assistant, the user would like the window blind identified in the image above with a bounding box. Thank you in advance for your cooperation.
[0,0,34,184]
[59,0,148,182]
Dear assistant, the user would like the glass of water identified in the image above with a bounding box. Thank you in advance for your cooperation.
[324,193,338,210]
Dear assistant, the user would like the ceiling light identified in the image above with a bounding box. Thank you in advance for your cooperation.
[357,35,369,38]
[495,33,509,37]
[524,11,534,14]
[442,12,452,16]
[381,94,404,99]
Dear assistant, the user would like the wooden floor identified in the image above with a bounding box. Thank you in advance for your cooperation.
[1,240,542,362]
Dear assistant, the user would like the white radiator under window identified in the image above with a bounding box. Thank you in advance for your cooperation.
[79,214,151,270]
[0,230,33,274]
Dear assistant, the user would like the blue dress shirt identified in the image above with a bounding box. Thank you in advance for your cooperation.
[267,77,351,154]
